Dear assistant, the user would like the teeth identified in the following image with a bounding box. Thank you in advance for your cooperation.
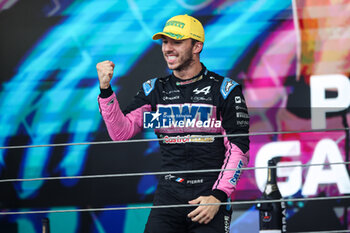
[168,56,176,60]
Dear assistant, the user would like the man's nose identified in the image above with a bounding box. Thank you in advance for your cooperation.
[163,43,174,52]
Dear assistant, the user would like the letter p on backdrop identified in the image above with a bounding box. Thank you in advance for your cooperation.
[311,74,350,129]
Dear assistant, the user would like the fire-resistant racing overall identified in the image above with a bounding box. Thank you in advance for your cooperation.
[98,64,250,233]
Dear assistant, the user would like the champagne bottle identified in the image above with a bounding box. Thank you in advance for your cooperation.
[42,218,50,233]
[257,159,286,233]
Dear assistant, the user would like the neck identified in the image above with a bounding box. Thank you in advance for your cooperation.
[173,60,202,80]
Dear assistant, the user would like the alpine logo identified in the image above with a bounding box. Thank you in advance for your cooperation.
[225,81,235,93]
[146,80,153,88]
[143,78,157,96]
[220,77,238,99]
[193,86,211,95]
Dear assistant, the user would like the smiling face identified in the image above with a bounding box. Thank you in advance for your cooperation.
[161,37,196,72]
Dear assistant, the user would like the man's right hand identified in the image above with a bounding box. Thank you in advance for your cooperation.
[96,60,115,89]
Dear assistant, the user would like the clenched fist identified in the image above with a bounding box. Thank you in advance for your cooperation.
[96,60,115,89]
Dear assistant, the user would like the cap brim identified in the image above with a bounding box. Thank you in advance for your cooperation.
[152,32,189,41]
[152,32,166,40]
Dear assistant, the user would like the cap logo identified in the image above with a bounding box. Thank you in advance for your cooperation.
[165,20,185,29]
[152,14,205,42]
[164,32,184,40]
[190,33,201,39]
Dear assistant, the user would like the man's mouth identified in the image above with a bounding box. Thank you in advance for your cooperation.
[167,55,177,63]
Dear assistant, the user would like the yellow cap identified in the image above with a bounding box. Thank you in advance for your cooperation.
[152,14,205,42]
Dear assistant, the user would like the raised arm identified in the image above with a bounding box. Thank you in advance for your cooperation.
[96,61,152,141]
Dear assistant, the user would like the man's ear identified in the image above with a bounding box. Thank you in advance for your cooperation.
[193,42,203,54]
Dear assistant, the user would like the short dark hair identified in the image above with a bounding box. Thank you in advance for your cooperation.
[191,39,203,53]
[191,39,199,45]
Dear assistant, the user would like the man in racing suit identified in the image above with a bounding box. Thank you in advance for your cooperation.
[97,14,249,233]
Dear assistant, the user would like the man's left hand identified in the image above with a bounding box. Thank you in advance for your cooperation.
[187,195,220,224]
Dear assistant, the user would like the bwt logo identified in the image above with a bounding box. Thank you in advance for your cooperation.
[143,104,221,129]
[229,160,244,186]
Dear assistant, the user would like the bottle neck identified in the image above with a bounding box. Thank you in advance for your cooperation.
[263,160,280,196]
[267,163,277,185]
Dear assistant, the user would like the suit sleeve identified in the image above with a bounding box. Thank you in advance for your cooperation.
[98,85,152,141]
[212,83,250,201]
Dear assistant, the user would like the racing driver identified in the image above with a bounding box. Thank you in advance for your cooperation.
[97,14,250,233]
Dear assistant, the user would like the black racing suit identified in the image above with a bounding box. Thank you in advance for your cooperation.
[98,64,250,233]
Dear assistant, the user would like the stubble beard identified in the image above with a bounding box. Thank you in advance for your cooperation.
[166,48,195,72]
[174,51,194,72]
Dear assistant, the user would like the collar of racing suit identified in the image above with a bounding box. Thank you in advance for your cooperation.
[172,63,208,86]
